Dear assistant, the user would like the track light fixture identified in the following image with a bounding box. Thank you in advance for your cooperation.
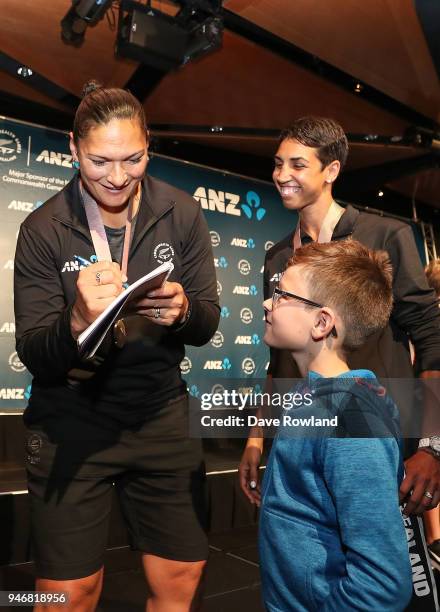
[116,1,224,71]
[60,0,113,46]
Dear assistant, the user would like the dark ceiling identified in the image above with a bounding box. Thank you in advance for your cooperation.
[1,0,440,225]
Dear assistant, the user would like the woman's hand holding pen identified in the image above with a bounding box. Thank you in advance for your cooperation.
[70,261,124,339]
[133,281,189,326]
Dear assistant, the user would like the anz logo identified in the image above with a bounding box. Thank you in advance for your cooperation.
[8,200,42,213]
[194,188,240,216]
[36,150,73,168]
[204,358,232,370]
[193,188,266,221]
[235,334,260,345]
[214,256,228,269]
[220,306,230,318]
[0,322,15,333]
[230,237,256,249]
[270,272,283,283]
[1,385,32,400]
[0,388,25,400]
[62,254,97,273]
[232,285,258,296]
[189,384,200,398]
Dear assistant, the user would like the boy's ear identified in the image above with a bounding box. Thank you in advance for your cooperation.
[325,160,340,184]
[311,307,337,341]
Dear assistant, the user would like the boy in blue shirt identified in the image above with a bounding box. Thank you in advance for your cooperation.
[259,239,413,611]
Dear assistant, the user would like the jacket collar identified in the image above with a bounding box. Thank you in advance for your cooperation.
[331,203,359,239]
[51,174,174,248]
[298,202,359,243]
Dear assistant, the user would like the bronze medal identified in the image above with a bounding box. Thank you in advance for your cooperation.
[113,318,127,348]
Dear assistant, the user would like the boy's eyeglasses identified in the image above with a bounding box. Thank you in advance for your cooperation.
[271,286,337,337]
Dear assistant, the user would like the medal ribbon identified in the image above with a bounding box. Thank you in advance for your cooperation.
[80,182,136,281]
[293,200,345,251]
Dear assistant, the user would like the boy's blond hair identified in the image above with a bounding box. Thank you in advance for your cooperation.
[425,259,440,297]
[287,239,393,351]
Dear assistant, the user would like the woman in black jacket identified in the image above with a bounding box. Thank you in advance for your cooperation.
[14,81,219,611]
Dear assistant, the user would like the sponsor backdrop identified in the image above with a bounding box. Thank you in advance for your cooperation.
[0,116,428,409]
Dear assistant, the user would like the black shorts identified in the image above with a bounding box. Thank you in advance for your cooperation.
[24,393,208,580]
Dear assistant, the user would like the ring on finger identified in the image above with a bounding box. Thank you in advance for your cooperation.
[154,307,161,319]
[424,490,434,500]
[95,271,101,285]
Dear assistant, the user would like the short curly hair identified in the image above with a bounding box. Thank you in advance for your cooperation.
[279,116,349,170]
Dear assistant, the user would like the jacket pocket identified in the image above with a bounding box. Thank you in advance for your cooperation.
[259,508,319,612]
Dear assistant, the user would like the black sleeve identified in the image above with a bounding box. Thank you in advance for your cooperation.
[263,251,275,376]
[386,224,440,371]
[170,205,220,346]
[14,224,79,381]
[263,251,271,300]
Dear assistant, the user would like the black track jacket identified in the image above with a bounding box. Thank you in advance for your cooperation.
[264,204,440,379]
[14,174,220,423]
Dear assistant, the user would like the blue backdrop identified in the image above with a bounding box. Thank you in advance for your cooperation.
[0,116,427,409]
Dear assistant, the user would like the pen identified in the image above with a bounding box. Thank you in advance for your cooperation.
[73,255,129,288]
[74,254,91,268]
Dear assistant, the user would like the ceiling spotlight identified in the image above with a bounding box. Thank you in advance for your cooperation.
[17,66,33,78]
[61,0,113,46]
[354,82,363,93]
[182,15,223,65]
[378,190,384,197]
